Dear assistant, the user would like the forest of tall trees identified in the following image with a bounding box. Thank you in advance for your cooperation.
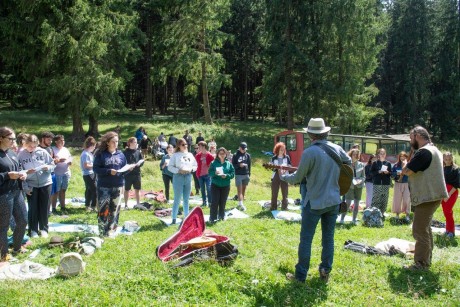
[0,0,459,140]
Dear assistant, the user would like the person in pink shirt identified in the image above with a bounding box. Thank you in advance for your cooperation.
[195,141,214,207]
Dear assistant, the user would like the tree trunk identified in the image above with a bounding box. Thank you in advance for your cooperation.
[71,102,84,141]
[201,59,213,124]
[243,67,249,121]
[87,114,99,139]
[145,17,153,118]
[285,5,294,130]
[172,77,178,120]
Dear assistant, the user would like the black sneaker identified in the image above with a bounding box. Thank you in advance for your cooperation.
[51,208,59,215]
[319,268,330,283]
[200,203,208,208]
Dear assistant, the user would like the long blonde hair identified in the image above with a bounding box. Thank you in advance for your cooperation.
[443,152,458,169]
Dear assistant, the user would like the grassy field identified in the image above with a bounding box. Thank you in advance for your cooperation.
[1,106,459,306]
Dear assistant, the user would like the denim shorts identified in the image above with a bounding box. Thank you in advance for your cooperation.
[55,174,70,191]
[235,174,250,186]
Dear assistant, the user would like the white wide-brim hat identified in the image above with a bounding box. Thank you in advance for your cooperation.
[303,118,331,134]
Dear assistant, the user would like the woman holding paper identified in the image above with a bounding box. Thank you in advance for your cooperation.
[0,127,28,262]
[270,142,291,211]
[18,134,55,238]
[168,138,197,225]
[208,147,235,223]
[340,148,365,224]
[123,137,144,209]
[370,148,392,217]
[93,132,128,236]
[391,151,411,220]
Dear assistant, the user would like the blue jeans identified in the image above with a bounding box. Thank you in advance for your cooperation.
[295,201,339,282]
[199,175,212,206]
[172,173,192,220]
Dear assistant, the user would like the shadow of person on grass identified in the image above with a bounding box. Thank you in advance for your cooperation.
[235,262,329,306]
[387,265,441,298]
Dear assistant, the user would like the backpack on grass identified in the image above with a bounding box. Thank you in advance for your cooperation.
[362,207,384,228]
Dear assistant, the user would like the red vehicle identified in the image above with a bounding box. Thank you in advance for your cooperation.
[274,130,411,167]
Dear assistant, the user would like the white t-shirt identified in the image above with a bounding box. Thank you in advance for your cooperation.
[53,146,72,176]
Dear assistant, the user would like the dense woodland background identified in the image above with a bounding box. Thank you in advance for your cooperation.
[0,0,459,141]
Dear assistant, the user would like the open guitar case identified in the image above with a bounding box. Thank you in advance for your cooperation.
[156,206,238,267]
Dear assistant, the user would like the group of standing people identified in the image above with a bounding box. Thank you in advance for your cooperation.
[280,119,455,286]
[160,135,251,224]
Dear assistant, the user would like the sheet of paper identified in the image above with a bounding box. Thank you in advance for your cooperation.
[215,166,223,175]
[136,159,144,166]
[117,164,134,173]
[380,165,388,172]
[34,165,48,172]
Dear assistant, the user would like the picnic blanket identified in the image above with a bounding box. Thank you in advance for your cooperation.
[47,222,141,237]
[0,261,56,280]
[258,199,301,211]
[157,208,249,226]
[271,210,302,222]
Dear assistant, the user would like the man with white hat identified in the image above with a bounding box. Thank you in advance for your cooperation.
[281,118,351,283]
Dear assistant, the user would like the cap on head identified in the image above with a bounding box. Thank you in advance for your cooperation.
[303,118,331,134]
[240,142,248,149]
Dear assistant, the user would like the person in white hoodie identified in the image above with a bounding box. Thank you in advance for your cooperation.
[18,134,55,238]
[168,138,197,224]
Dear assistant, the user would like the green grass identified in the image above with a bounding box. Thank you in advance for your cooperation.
[1,106,460,306]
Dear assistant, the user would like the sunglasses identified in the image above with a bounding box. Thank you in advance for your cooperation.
[180,144,187,147]
[4,137,16,141]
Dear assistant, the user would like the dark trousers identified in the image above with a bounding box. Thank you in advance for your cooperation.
[162,174,173,201]
[271,172,288,210]
[83,174,97,208]
[0,190,27,258]
[192,171,200,194]
[27,185,51,234]
[210,184,230,222]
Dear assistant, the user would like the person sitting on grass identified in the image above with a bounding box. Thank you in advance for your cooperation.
[123,137,144,209]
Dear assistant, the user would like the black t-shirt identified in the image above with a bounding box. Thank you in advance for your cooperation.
[407,148,432,173]
[444,166,460,189]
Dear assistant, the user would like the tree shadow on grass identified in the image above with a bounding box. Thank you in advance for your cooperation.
[137,221,168,233]
[434,234,458,248]
[252,210,274,219]
[240,263,329,306]
[387,265,441,298]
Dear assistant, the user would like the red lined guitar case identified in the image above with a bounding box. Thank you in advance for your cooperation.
[156,206,238,267]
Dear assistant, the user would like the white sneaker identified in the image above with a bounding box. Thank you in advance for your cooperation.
[237,204,246,211]
[30,231,39,238]
[40,230,49,238]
